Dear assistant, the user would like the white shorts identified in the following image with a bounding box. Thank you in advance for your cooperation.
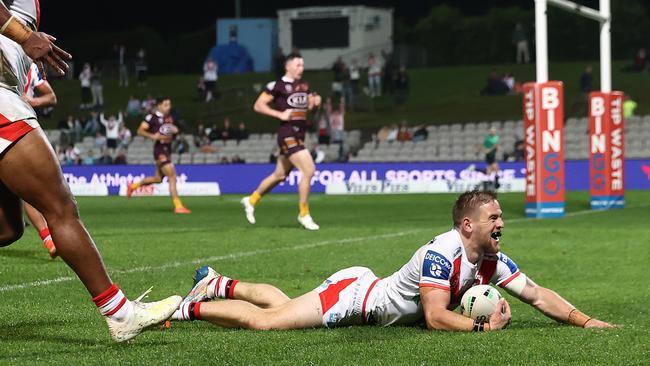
[314,266,380,328]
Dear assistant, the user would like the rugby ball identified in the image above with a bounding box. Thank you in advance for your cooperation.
[459,285,502,321]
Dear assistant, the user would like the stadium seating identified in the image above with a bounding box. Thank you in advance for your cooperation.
[44,115,650,165]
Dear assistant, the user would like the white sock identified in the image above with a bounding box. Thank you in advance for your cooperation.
[93,284,133,322]
[172,303,191,321]
[206,275,232,299]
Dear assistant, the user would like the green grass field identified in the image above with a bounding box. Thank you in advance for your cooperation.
[1,192,649,364]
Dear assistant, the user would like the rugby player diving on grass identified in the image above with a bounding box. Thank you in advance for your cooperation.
[173,191,612,332]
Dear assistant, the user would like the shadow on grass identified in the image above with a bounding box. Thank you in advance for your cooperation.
[0,248,52,263]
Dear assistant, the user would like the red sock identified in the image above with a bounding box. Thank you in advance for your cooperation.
[38,228,50,241]
[92,284,131,321]
[192,302,202,320]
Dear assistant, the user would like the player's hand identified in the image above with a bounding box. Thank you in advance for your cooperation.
[278,109,292,121]
[21,32,72,76]
[312,94,322,107]
[169,125,179,135]
[584,318,615,329]
[488,298,511,330]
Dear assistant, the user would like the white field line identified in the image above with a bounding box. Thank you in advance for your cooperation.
[2,204,647,293]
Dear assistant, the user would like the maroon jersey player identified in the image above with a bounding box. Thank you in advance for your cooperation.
[241,53,322,230]
[128,96,190,214]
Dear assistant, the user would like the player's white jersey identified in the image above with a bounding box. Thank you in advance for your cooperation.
[8,0,40,30]
[24,62,44,97]
[0,36,37,122]
[367,229,527,326]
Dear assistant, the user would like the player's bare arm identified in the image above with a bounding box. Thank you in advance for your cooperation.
[23,80,56,107]
[137,121,168,143]
[308,93,322,110]
[420,286,511,331]
[0,4,71,75]
[515,277,613,328]
[254,92,291,121]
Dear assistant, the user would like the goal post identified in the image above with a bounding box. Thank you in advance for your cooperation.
[525,0,624,218]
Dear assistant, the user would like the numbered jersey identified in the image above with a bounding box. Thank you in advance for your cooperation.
[367,229,527,326]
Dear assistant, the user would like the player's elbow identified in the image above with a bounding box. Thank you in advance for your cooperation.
[253,102,263,113]
[424,313,449,331]
[49,93,58,106]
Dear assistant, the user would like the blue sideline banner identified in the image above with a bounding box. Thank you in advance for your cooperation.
[61,160,650,196]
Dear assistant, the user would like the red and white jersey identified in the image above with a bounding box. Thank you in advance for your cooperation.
[368,229,527,326]
[9,0,40,30]
[23,62,44,97]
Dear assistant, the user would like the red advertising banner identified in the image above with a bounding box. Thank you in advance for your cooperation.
[589,91,625,209]
[523,81,565,218]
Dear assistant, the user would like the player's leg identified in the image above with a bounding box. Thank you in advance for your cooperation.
[24,202,57,257]
[159,160,190,213]
[288,149,319,230]
[0,180,24,247]
[241,156,293,224]
[127,161,163,197]
[183,290,322,330]
[0,129,180,341]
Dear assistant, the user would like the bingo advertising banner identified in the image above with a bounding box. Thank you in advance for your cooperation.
[523,81,565,218]
[589,91,625,209]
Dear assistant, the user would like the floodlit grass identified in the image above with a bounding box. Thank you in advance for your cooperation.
[1,191,648,364]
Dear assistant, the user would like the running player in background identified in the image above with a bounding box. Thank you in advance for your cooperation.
[174,191,612,331]
[128,97,191,214]
[241,53,322,230]
[22,62,58,258]
[0,1,181,341]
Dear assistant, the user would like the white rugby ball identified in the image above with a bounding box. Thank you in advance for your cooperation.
[459,285,502,321]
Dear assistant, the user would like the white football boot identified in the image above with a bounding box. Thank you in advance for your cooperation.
[298,214,320,231]
[105,288,182,342]
[240,196,256,224]
[181,265,220,305]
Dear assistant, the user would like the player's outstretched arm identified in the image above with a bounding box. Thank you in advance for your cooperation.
[253,92,291,121]
[515,277,613,328]
[0,5,71,75]
[420,287,511,331]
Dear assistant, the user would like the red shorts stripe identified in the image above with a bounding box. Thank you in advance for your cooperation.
[0,120,34,142]
[499,271,521,287]
[319,277,357,315]
[419,283,451,291]
[361,278,381,324]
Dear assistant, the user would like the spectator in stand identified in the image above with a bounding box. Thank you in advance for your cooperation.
[79,63,92,109]
[126,95,141,117]
[349,59,361,107]
[367,52,382,98]
[234,122,249,142]
[118,124,132,150]
[197,135,216,153]
[194,123,206,144]
[317,99,331,145]
[386,124,399,142]
[512,138,525,162]
[502,72,515,94]
[94,131,107,153]
[623,95,637,118]
[113,148,128,165]
[65,144,82,165]
[83,112,101,137]
[376,125,393,142]
[100,111,124,155]
[309,143,326,164]
[269,146,280,164]
[141,94,155,114]
[572,65,593,115]
[208,124,220,142]
[397,121,412,142]
[393,65,410,106]
[173,135,190,161]
[412,125,429,142]
[90,65,104,108]
[512,22,530,64]
[331,56,346,96]
[634,48,647,72]
[481,70,509,96]
[220,118,235,141]
[382,49,396,95]
[197,76,206,101]
[135,48,148,86]
[231,155,245,164]
[116,44,129,87]
[329,96,347,161]
[203,57,218,102]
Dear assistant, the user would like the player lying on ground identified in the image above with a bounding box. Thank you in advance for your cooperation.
[173,190,612,331]
[0,1,181,342]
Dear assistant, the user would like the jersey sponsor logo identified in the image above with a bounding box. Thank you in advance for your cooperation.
[159,123,175,136]
[498,253,519,274]
[287,93,309,108]
[285,83,293,92]
[423,250,452,280]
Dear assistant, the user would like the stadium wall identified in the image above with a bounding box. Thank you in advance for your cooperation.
[62,160,650,196]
